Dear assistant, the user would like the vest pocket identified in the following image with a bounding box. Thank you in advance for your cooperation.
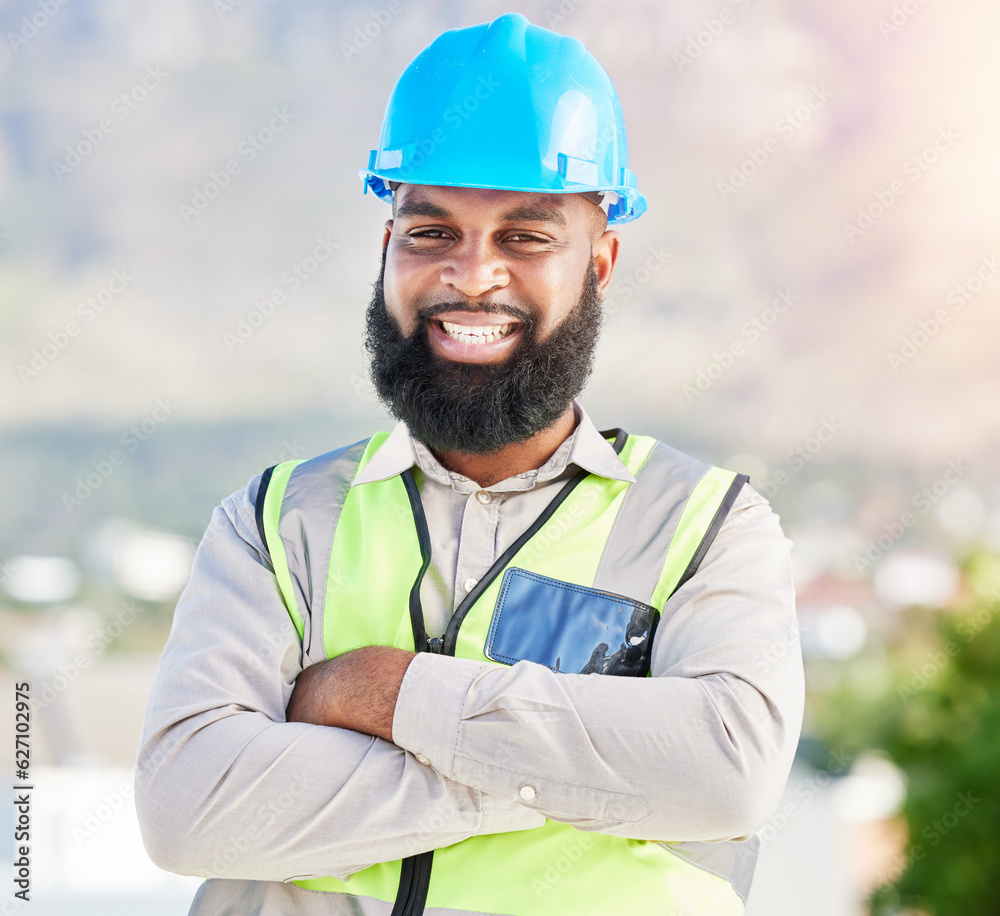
[484,568,659,677]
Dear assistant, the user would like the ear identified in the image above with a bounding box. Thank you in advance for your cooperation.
[382,222,392,251]
[591,229,620,292]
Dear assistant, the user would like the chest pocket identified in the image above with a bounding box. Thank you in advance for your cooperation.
[485,567,658,677]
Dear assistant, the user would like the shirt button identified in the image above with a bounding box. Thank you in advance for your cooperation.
[415,753,431,766]
[463,577,478,593]
[519,785,536,802]
[475,490,492,505]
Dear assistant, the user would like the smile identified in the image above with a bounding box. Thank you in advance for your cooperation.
[438,320,517,345]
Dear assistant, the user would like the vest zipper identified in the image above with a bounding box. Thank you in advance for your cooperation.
[391,850,434,916]
[391,471,439,916]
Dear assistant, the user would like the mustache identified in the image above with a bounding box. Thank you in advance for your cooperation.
[417,300,536,328]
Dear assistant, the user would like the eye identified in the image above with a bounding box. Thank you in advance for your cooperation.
[409,228,448,238]
[504,233,547,244]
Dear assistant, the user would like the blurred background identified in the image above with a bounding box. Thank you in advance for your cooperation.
[2,0,999,913]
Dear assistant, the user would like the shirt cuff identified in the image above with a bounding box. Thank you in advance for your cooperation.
[392,652,488,781]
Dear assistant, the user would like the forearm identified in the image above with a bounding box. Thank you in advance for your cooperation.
[392,491,803,842]
[135,487,542,882]
[393,656,795,841]
[138,703,536,881]
[286,645,414,741]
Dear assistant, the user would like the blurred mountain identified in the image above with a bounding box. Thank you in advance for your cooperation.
[2,0,999,553]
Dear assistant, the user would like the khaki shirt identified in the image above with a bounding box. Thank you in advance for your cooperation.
[135,405,803,911]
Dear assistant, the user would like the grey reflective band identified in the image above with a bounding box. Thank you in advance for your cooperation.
[274,439,369,662]
[191,879,514,915]
[660,835,761,904]
[672,473,749,596]
[593,441,723,603]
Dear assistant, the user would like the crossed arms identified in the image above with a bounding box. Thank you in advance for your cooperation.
[135,474,804,883]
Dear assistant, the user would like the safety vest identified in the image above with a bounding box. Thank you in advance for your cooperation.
[256,428,759,916]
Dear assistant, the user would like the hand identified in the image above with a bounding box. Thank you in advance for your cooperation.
[286,645,416,742]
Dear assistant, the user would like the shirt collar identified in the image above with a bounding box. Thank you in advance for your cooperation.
[351,402,635,488]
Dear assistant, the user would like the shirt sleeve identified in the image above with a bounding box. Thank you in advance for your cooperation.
[391,485,804,843]
[134,475,543,883]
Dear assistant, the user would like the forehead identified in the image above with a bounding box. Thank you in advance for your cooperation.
[392,184,589,230]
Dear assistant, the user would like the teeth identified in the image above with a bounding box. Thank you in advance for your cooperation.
[440,321,516,345]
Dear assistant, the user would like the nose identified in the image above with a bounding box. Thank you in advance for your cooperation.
[438,237,509,299]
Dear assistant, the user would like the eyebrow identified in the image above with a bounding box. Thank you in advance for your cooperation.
[395,199,568,228]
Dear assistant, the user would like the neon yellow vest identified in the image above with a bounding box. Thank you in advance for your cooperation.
[259,430,758,915]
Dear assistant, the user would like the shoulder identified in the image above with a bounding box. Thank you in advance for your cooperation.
[255,436,379,499]
[630,433,778,532]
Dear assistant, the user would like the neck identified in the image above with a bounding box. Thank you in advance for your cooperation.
[431,406,578,488]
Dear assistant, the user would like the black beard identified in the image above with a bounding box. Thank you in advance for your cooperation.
[364,252,604,455]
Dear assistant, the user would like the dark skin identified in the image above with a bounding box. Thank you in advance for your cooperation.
[286,184,620,736]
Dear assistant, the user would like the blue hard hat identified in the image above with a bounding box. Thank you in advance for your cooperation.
[359,12,646,225]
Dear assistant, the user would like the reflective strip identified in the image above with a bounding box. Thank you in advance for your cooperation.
[650,464,740,610]
[264,440,370,660]
[592,440,713,602]
[320,434,425,660]
[660,835,761,905]
[191,877,509,915]
[261,459,306,640]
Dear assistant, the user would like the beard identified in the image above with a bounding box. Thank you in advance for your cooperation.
[364,251,604,455]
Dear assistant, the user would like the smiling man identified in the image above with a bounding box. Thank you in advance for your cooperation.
[366,184,612,477]
[136,13,803,916]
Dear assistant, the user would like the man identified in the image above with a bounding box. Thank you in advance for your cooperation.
[136,12,803,915]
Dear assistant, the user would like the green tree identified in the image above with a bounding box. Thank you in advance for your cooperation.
[817,554,1000,915]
